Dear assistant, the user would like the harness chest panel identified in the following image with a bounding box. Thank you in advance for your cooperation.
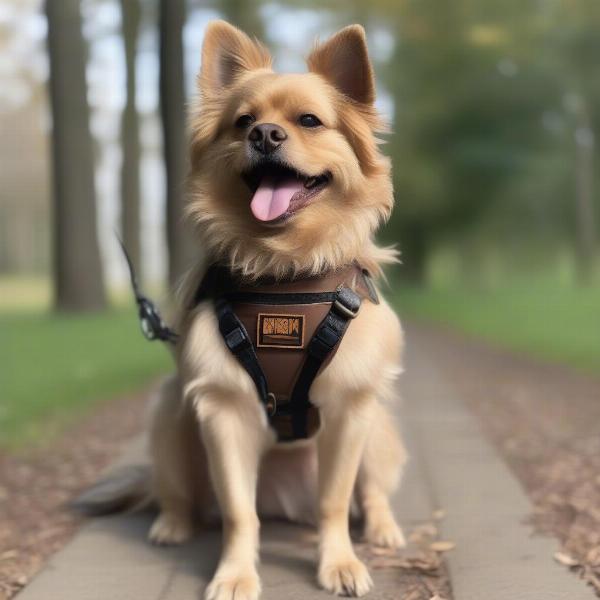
[232,300,332,440]
[195,264,377,442]
[234,301,331,399]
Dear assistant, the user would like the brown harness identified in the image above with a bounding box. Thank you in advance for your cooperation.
[193,263,378,442]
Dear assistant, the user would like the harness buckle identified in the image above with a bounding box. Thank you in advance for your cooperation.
[332,287,361,319]
[224,327,250,352]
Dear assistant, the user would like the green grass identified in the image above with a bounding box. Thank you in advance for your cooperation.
[392,278,600,373]
[0,308,171,448]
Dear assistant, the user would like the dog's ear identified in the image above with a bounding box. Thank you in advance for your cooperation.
[307,25,375,105]
[200,20,272,94]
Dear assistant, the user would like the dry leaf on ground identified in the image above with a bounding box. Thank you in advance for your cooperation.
[430,541,456,553]
[370,551,442,573]
[553,551,579,567]
[369,546,397,556]
[409,522,438,542]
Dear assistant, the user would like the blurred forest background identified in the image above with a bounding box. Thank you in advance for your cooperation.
[1,0,599,445]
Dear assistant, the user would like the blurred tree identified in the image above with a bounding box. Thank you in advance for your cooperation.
[120,0,142,278]
[217,0,265,38]
[572,98,596,284]
[45,0,107,311]
[381,0,560,283]
[160,0,196,288]
[541,0,600,284]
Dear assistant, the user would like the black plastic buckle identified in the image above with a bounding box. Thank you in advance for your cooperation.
[308,318,340,360]
[224,327,250,353]
[333,287,361,319]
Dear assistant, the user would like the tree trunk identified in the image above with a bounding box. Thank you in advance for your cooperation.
[120,0,142,279]
[46,0,107,312]
[573,104,596,285]
[159,0,195,289]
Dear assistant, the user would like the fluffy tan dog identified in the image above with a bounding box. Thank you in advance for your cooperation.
[149,20,406,600]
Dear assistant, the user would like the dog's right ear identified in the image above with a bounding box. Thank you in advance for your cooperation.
[200,20,272,94]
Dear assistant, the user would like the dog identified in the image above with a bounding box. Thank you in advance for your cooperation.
[93,20,407,600]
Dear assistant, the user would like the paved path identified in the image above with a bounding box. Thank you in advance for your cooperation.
[16,329,593,599]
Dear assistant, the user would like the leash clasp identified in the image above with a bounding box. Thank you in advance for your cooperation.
[117,235,178,345]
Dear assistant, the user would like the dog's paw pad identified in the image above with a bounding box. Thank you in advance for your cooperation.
[318,558,373,597]
[148,511,192,546]
[204,573,261,600]
[365,518,406,549]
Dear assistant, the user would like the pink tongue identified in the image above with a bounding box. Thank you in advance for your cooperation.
[250,175,304,222]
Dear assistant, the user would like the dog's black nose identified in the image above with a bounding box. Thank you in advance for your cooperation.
[248,123,287,155]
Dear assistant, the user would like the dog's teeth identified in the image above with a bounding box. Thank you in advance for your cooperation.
[305,177,317,189]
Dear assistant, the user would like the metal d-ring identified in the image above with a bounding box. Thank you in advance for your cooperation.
[266,392,277,417]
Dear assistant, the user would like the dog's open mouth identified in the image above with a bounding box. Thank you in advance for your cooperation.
[242,162,331,223]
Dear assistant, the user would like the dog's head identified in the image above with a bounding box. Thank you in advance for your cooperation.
[188,21,394,278]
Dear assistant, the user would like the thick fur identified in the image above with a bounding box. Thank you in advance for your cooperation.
[124,21,407,600]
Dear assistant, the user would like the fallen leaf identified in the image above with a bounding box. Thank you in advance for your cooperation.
[404,588,422,600]
[586,546,600,567]
[409,522,438,542]
[553,551,579,567]
[370,550,442,573]
[0,550,18,562]
[582,566,600,591]
[430,541,456,552]
[369,546,397,556]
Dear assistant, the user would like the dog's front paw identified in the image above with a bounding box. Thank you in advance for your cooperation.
[204,569,261,600]
[148,511,193,545]
[318,557,373,597]
[364,515,406,549]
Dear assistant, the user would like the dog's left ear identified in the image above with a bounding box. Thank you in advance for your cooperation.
[307,25,375,105]
[200,20,272,94]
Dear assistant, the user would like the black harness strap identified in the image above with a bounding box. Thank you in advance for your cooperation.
[224,291,338,305]
[214,299,273,415]
[287,286,361,438]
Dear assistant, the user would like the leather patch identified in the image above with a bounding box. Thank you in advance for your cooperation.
[257,313,304,349]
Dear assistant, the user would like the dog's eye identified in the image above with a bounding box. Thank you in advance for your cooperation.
[235,114,255,129]
[299,114,322,128]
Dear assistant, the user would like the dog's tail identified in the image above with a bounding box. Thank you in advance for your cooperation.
[71,465,154,516]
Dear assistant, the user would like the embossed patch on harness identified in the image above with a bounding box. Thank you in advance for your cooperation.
[257,313,305,349]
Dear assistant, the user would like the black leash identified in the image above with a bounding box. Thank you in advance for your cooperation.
[118,237,178,345]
